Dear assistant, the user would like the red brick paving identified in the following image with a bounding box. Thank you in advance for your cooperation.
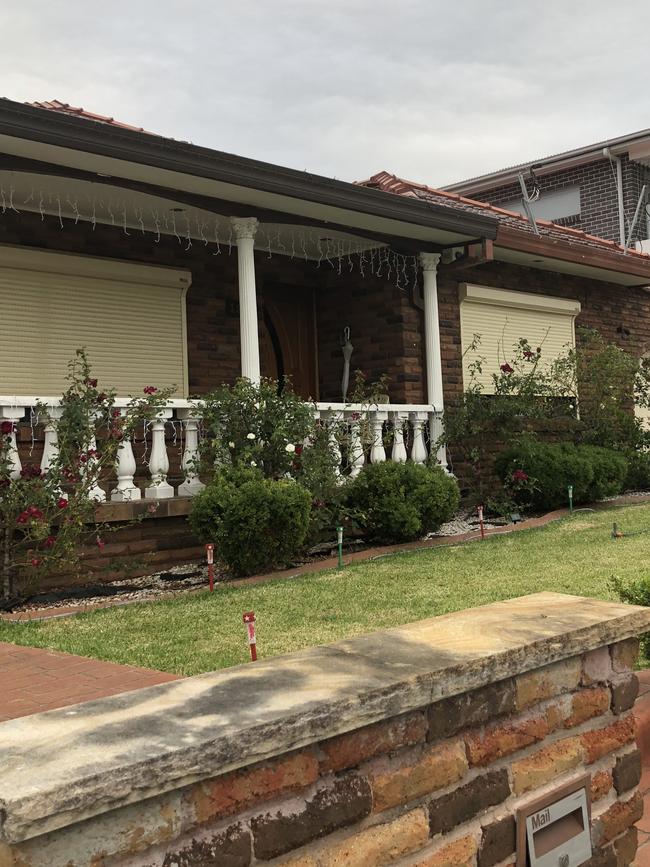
[0,642,181,722]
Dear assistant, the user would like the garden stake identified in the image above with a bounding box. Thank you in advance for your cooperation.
[568,485,573,514]
[477,505,485,540]
[337,525,344,567]
[243,611,257,661]
[206,544,215,592]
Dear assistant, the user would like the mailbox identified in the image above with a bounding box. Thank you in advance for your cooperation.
[516,777,592,867]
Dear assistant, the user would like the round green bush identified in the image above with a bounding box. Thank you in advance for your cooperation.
[189,469,311,576]
[345,462,460,543]
[623,449,650,491]
[496,438,628,511]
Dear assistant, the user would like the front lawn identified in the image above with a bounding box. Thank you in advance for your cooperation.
[2,503,650,675]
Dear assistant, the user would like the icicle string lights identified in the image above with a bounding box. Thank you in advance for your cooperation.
[0,183,421,293]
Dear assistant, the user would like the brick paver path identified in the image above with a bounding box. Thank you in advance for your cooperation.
[0,641,180,722]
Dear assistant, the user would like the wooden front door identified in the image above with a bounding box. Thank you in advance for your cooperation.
[259,284,317,399]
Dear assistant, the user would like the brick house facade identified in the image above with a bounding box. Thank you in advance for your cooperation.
[443,131,650,248]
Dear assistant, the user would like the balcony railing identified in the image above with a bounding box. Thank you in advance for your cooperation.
[0,397,443,502]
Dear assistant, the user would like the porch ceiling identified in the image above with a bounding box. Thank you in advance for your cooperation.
[0,98,498,250]
[0,168,386,260]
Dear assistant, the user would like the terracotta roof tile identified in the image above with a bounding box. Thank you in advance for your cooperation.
[27,100,155,135]
[360,171,650,263]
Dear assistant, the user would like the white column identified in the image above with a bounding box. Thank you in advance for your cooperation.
[85,433,106,502]
[231,217,261,384]
[145,410,174,499]
[178,410,205,497]
[324,410,343,479]
[111,410,141,502]
[420,252,448,468]
[0,407,25,480]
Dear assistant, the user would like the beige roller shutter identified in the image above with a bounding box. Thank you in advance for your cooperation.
[0,246,191,397]
[459,284,580,393]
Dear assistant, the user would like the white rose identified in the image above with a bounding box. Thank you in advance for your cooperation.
[250,460,257,467]
[285,443,296,453]
[247,432,256,440]
[228,441,235,448]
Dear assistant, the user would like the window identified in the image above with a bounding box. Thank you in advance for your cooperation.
[500,185,581,223]
[459,284,580,393]
[0,246,191,397]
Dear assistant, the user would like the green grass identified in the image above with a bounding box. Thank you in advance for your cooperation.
[2,504,650,676]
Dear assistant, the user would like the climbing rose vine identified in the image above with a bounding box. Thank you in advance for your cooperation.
[0,349,174,601]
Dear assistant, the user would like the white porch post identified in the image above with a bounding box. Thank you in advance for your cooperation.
[420,252,448,468]
[231,217,261,384]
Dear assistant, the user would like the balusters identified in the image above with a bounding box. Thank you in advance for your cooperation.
[145,410,174,499]
[178,411,205,497]
[111,410,141,502]
[324,410,343,479]
[390,412,407,463]
[0,407,24,480]
[39,407,63,476]
[368,409,388,464]
[348,415,365,478]
[409,412,428,464]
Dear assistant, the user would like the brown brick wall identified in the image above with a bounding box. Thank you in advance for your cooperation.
[466,155,649,244]
[0,211,425,404]
[4,639,642,865]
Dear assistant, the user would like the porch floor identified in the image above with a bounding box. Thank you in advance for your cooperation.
[0,641,181,722]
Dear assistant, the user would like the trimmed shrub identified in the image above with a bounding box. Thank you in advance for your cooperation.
[496,438,628,511]
[345,462,460,544]
[189,469,311,576]
[623,449,650,491]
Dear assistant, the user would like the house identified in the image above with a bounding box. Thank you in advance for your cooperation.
[441,129,650,251]
[2,98,650,575]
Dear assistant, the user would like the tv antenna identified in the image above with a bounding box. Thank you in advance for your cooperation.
[518,166,541,236]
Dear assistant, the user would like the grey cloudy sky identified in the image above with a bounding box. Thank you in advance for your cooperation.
[2,1,649,186]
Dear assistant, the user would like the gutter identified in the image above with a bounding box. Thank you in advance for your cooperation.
[0,100,498,241]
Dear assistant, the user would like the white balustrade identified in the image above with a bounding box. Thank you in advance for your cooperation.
[0,397,442,497]
[390,411,407,463]
[145,410,174,499]
[111,409,141,502]
[178,411,205,497]
[369,409,388,464]
[0,406,24,480]
[39,407,63,476]
[409,412,428,464]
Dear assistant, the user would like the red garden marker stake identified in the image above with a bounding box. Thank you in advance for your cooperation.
[243,611,257,661]
[206,544,215,592]
[477,505,485,540]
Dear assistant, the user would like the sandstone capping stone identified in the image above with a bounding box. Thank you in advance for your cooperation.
[0,592,648,844]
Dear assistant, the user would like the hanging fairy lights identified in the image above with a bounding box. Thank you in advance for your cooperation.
[0,179,421,293]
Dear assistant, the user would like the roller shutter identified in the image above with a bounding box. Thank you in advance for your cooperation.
[0,246,191,397]
[459,284,580,393]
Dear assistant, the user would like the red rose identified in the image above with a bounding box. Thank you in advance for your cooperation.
[143,385,158,395]
[27,506,44,519]
[96,536,105,551]
[512,469,529,482]
[30,557,42,567]
[111,409,122,418]
[20,464,42,480]
[16,511,29,524]
[295,445,303,456]
[57,497,68,509]
[85,378,98,388]
[500,363,514,374]
[523,350,534,360]
[96,392,108,403]
[1,420,14,435]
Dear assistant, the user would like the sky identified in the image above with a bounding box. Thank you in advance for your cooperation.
[2,1,649,187]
